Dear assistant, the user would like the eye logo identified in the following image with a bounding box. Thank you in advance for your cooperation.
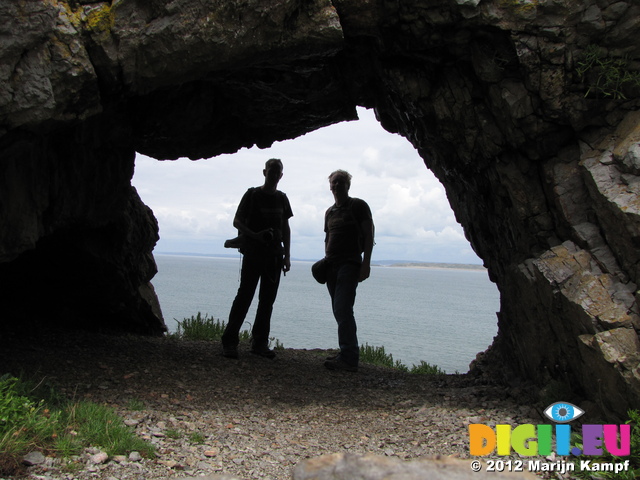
[543,402,585,423]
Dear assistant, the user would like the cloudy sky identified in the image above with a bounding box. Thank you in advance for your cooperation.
[132,107,482,264]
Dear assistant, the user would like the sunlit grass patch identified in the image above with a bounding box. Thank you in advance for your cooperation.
[0,374,154,477]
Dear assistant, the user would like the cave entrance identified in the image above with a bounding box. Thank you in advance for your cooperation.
[132,108,499,373]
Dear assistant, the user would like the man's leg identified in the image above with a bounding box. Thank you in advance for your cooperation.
[251,256,282,353]
[330,262,360,367]
[222,256,260,349]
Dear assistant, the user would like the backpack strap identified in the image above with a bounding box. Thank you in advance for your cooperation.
[242,187,258,226]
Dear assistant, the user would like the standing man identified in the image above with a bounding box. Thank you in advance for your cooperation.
[323,169,374,372]
[221,158,292,359]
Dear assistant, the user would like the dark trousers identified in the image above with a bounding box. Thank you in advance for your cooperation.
[326,261,360,366]
[222,253,282,348]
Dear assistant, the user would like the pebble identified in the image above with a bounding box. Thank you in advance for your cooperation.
[22,451,46,466]
[90,452,109,464]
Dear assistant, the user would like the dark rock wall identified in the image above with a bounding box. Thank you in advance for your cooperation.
[366,0,640,416]
[0,111,162,333]
[1,0,640,415]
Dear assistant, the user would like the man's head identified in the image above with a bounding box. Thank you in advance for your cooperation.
[265,158,283,170]
[329,169,352,194]
[264,158,284,185]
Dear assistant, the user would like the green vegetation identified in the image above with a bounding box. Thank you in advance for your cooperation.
[171,312,231,341]
[188,432,206,444]
[162,428,206,444]
[359,343,407,370]
[170,312,283,349]
[64,401,154,456]
[0,374,154,477]
[359,343,447,375]
[571,409,640,479]
[408,360,448,375]
[126,398,145,412]
[576,45,640,100]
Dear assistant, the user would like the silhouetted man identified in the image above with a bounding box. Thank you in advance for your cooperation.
[322,169,374,372]
[221,158,292,359]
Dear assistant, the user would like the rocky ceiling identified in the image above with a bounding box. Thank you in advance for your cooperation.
[1,0,640,417]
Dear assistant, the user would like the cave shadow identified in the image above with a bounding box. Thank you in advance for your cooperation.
[0,329,530,414]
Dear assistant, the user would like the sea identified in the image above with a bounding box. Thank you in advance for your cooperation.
[151,254,500,374]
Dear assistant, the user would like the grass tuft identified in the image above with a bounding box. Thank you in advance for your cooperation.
[189,432,206,444]
[170,312,229,341]
[576,45,640,100]
[126,398,145,412]
[360,343,408,370]
[359,344,446,374]
[0,374,154,476]
[170,312,282,348]
[408,360,447,375]
[64,400,154,457]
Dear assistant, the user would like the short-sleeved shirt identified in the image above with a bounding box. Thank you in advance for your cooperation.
[324,197,372,263]
[236,187,293,255]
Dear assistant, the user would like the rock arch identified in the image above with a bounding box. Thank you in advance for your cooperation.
[1,0,639,416]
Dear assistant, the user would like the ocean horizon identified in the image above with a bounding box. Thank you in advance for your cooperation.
[154,251,487,269]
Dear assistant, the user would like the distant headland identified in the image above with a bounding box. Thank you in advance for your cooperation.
[382,262,486,271]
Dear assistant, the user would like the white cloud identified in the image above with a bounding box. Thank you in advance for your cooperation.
[132,107,482,264]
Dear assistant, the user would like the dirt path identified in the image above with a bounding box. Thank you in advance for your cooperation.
[0,330,541,479]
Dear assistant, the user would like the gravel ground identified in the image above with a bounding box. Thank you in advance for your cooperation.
[0,330,545,479]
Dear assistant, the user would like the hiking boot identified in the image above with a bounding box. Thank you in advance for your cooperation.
[250,345,276,359]
[324,357,358,372]
[222,345,239,359]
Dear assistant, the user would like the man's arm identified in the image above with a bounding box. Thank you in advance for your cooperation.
[359,217,374,281]
[233,216,256,239]
[282,218,291,273]
[233,189,259,240]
